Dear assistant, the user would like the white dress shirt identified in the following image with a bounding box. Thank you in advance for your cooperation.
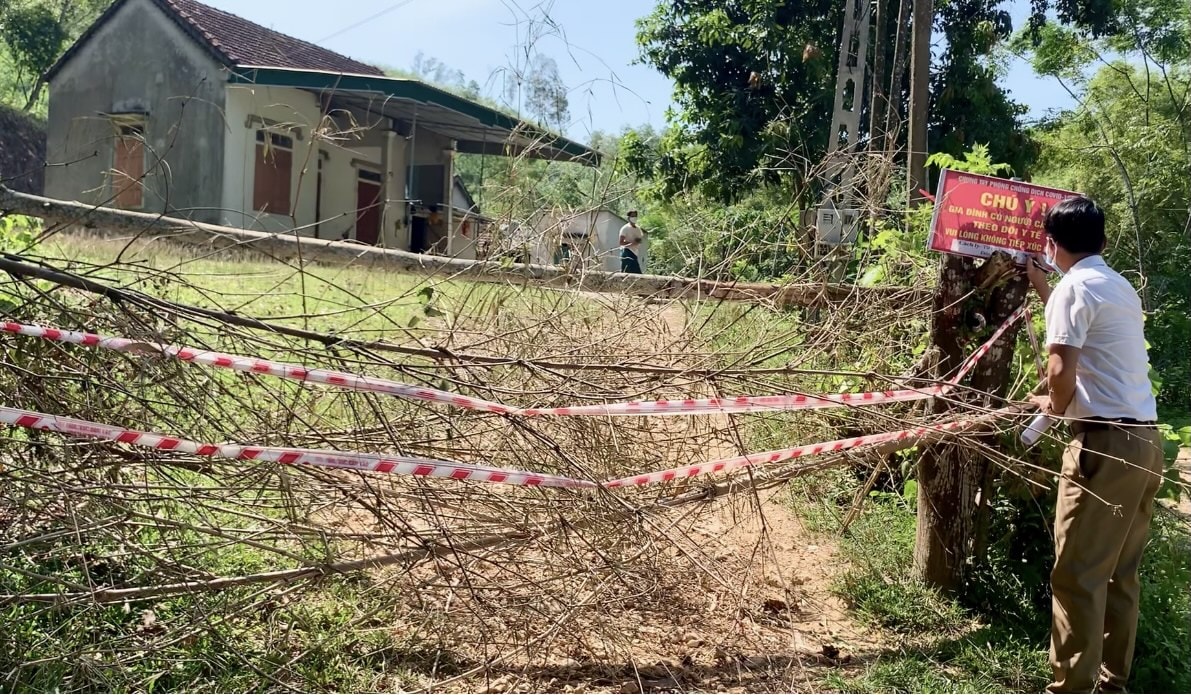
[1045,255,1158,421]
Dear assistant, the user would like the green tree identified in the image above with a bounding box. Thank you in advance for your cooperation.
[409,51,481,99]
[0,0,110,112]
[632,0,1139,203]
[521,55,569,131]
[930,0,1037,178]
[454,126,651,223]
[634,0,842,201]
[1019,0,1191,408]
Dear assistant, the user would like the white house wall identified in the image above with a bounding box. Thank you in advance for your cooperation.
[222,86,321,233]
[412,128,452,165]
[222,87,417,246]
[550,210,634,272]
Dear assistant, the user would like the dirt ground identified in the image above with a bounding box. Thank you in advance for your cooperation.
[406,294,881,692]
[426,490,879,694]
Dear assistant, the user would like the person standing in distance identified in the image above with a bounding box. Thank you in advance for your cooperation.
[619,210,645,274]
[1025,196,1163,694]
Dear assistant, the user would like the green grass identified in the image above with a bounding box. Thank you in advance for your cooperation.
[805,485,1191,693]
[34,233,489,340]
[1,576,449,692]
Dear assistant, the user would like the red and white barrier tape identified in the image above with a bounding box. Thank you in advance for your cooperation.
[521,304,1026,416]
[2,404,980,490]
[1,305,1024,417]
[0,322,514,414]
[603,420,975,487]
[0,406,594,489]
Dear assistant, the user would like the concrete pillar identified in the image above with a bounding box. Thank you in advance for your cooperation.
[444,144,455,255]
[382,129,409,250]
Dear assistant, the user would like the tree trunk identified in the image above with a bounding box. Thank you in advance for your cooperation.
[913,252,1027,592]
[907,0,934,204]
[22,77,46,112]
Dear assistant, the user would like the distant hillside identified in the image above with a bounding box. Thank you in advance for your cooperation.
[0,105,45,195]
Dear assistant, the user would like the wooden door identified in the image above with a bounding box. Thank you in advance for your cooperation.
[355,177,382,245]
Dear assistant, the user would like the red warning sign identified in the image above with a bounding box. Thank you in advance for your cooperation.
[927,169,1080,264]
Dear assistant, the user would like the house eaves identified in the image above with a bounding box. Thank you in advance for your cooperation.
[228,66,602,166]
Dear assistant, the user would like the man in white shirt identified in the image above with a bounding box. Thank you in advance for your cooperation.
[1025,196,1163,694]
[619,210,645,274]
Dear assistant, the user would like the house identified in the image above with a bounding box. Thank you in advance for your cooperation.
[42,0,599,260]
[516,208,641,272]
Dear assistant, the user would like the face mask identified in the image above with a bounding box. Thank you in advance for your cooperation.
[1044,239,1063,276]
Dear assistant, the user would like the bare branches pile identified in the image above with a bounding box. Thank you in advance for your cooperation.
[0,174,1030,693]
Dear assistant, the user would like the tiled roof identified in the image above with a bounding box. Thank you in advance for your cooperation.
[47,0,384,79]
[161,0,383,75]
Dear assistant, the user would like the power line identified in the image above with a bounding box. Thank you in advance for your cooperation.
[316,0,418,43]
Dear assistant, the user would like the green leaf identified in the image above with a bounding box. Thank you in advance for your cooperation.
[858,266,886,287]
[1149,367,1163,397]
[417,286,435,302]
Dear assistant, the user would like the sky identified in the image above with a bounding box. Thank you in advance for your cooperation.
[202,0,1076,141]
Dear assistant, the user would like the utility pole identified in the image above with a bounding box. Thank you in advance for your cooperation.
[813,0,872,263]
[868,0,888,157]
[907,0,932,205]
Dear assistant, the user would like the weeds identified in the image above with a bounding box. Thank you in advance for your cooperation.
[813,480,1191,693]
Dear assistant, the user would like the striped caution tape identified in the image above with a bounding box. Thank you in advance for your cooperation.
[0,406,594,489]
[525,304,1025,416]
[603,420,975,488]
[2,405,979,490]
[0,322,515,414]
[1,305,1024,417]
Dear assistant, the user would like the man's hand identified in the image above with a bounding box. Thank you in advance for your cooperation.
[1030,394,1054,414]
[1026,256,1052,305]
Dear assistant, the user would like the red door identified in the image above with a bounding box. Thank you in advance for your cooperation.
[355,178,382,245]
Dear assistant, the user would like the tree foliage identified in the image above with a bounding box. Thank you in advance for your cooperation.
[0,0,110,112]
[630,0,1170,203]
[520,55,569,130]
[930,0,1037,178]
[634,0,842,201]
[1022,0,1190,407]
[410,51,482,99]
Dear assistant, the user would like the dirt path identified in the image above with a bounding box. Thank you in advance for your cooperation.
[434,292,877,692]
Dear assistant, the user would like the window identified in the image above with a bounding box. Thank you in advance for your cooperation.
[110,116,146,209]
[253,130,294,215]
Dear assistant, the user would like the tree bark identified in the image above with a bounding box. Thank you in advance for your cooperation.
[913,252,1027,592]
[868,0,888,156]
[884,0,912,157]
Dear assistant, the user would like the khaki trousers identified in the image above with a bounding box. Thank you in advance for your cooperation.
[1048,425,1165,693]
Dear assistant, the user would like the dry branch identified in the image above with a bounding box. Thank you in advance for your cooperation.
[0,253,923,379]
[0,153,1029,692]
[1,407,1017,605]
